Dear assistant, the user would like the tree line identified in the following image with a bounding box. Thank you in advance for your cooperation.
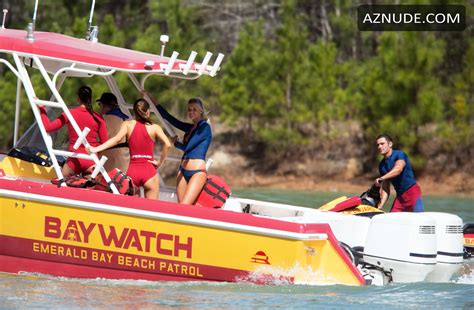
[0,0,472,175]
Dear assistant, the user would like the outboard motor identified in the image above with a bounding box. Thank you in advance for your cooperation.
[425,213,464,282]
[463,223,474,259]
[363,213,437,283]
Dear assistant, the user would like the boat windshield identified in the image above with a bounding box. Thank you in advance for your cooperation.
[15,110,69,152]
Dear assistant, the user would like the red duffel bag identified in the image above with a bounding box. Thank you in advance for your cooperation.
[195,175,231,209]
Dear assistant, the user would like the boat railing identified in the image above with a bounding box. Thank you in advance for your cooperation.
[52,64,115,88]
[101,72,132,118]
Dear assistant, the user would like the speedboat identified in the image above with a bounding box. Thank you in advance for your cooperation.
[0,2,466,286]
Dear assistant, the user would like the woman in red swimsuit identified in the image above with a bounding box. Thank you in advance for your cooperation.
[39,86,107,177]
[89,99,171,199]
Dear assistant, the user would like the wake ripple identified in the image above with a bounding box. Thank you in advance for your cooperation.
[455,262,474,284]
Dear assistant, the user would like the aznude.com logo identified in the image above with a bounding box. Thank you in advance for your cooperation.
[358,5,466,31]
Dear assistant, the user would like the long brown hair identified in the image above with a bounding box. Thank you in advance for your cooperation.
[78,86,100,125]
[133,99,152,124]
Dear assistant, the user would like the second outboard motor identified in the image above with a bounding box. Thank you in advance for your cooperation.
[425,213,464,282]
[464,223,474,259]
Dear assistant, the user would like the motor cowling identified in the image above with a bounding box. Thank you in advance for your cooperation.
[424,212,464,282]
[363,213,437,283]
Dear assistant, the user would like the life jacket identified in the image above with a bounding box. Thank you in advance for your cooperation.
[51,175,95,188]
[195,175,231,209]
[93,168,135,196]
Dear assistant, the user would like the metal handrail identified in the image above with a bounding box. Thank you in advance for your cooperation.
[52,63,115,86]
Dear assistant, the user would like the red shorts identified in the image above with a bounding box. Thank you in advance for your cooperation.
[66,157,95,175]
[390,183,424,212]
[126,162,156,187]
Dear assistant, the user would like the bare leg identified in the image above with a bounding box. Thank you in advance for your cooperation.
[82,165,95,179]
[143,175,159,200]
[180,172,207,205]
[134,186,141,197]
[61,163,75,178]
[176,171,187,203]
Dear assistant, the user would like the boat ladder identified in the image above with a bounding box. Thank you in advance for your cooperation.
[4,53,119,193]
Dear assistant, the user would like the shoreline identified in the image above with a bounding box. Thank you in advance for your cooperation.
[226,174,474,198]
[209,149,474,199]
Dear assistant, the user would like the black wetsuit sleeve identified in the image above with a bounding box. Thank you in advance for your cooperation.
[156,104,193,132]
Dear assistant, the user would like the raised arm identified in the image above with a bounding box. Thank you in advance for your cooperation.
[89,122,128,154]
[39,106,68,132]
[140,93,187,130]
[156,104,193,132]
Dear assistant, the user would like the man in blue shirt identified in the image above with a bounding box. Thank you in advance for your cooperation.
[374,134,424,212]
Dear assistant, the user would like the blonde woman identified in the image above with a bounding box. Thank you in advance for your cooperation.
[156,98,211,204]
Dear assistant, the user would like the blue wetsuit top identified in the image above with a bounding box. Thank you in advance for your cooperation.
[156,104,211,160]
[379,149,416,195]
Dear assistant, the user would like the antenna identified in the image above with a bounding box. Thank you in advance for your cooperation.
[26,0,39,40]
[160,35,169,57]
[85,0,96,40]
[2,9,7,28]
[89,26,99,42]
[32,0,39,29]
[26,23,34,40]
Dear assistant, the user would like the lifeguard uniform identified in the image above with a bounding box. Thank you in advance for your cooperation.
[157,104,211,182]
[379,150,424,212]
[126,120,156,187]
[39,106,107,174]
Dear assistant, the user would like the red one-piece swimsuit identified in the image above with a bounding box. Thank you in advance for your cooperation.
[126,120,156,187]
